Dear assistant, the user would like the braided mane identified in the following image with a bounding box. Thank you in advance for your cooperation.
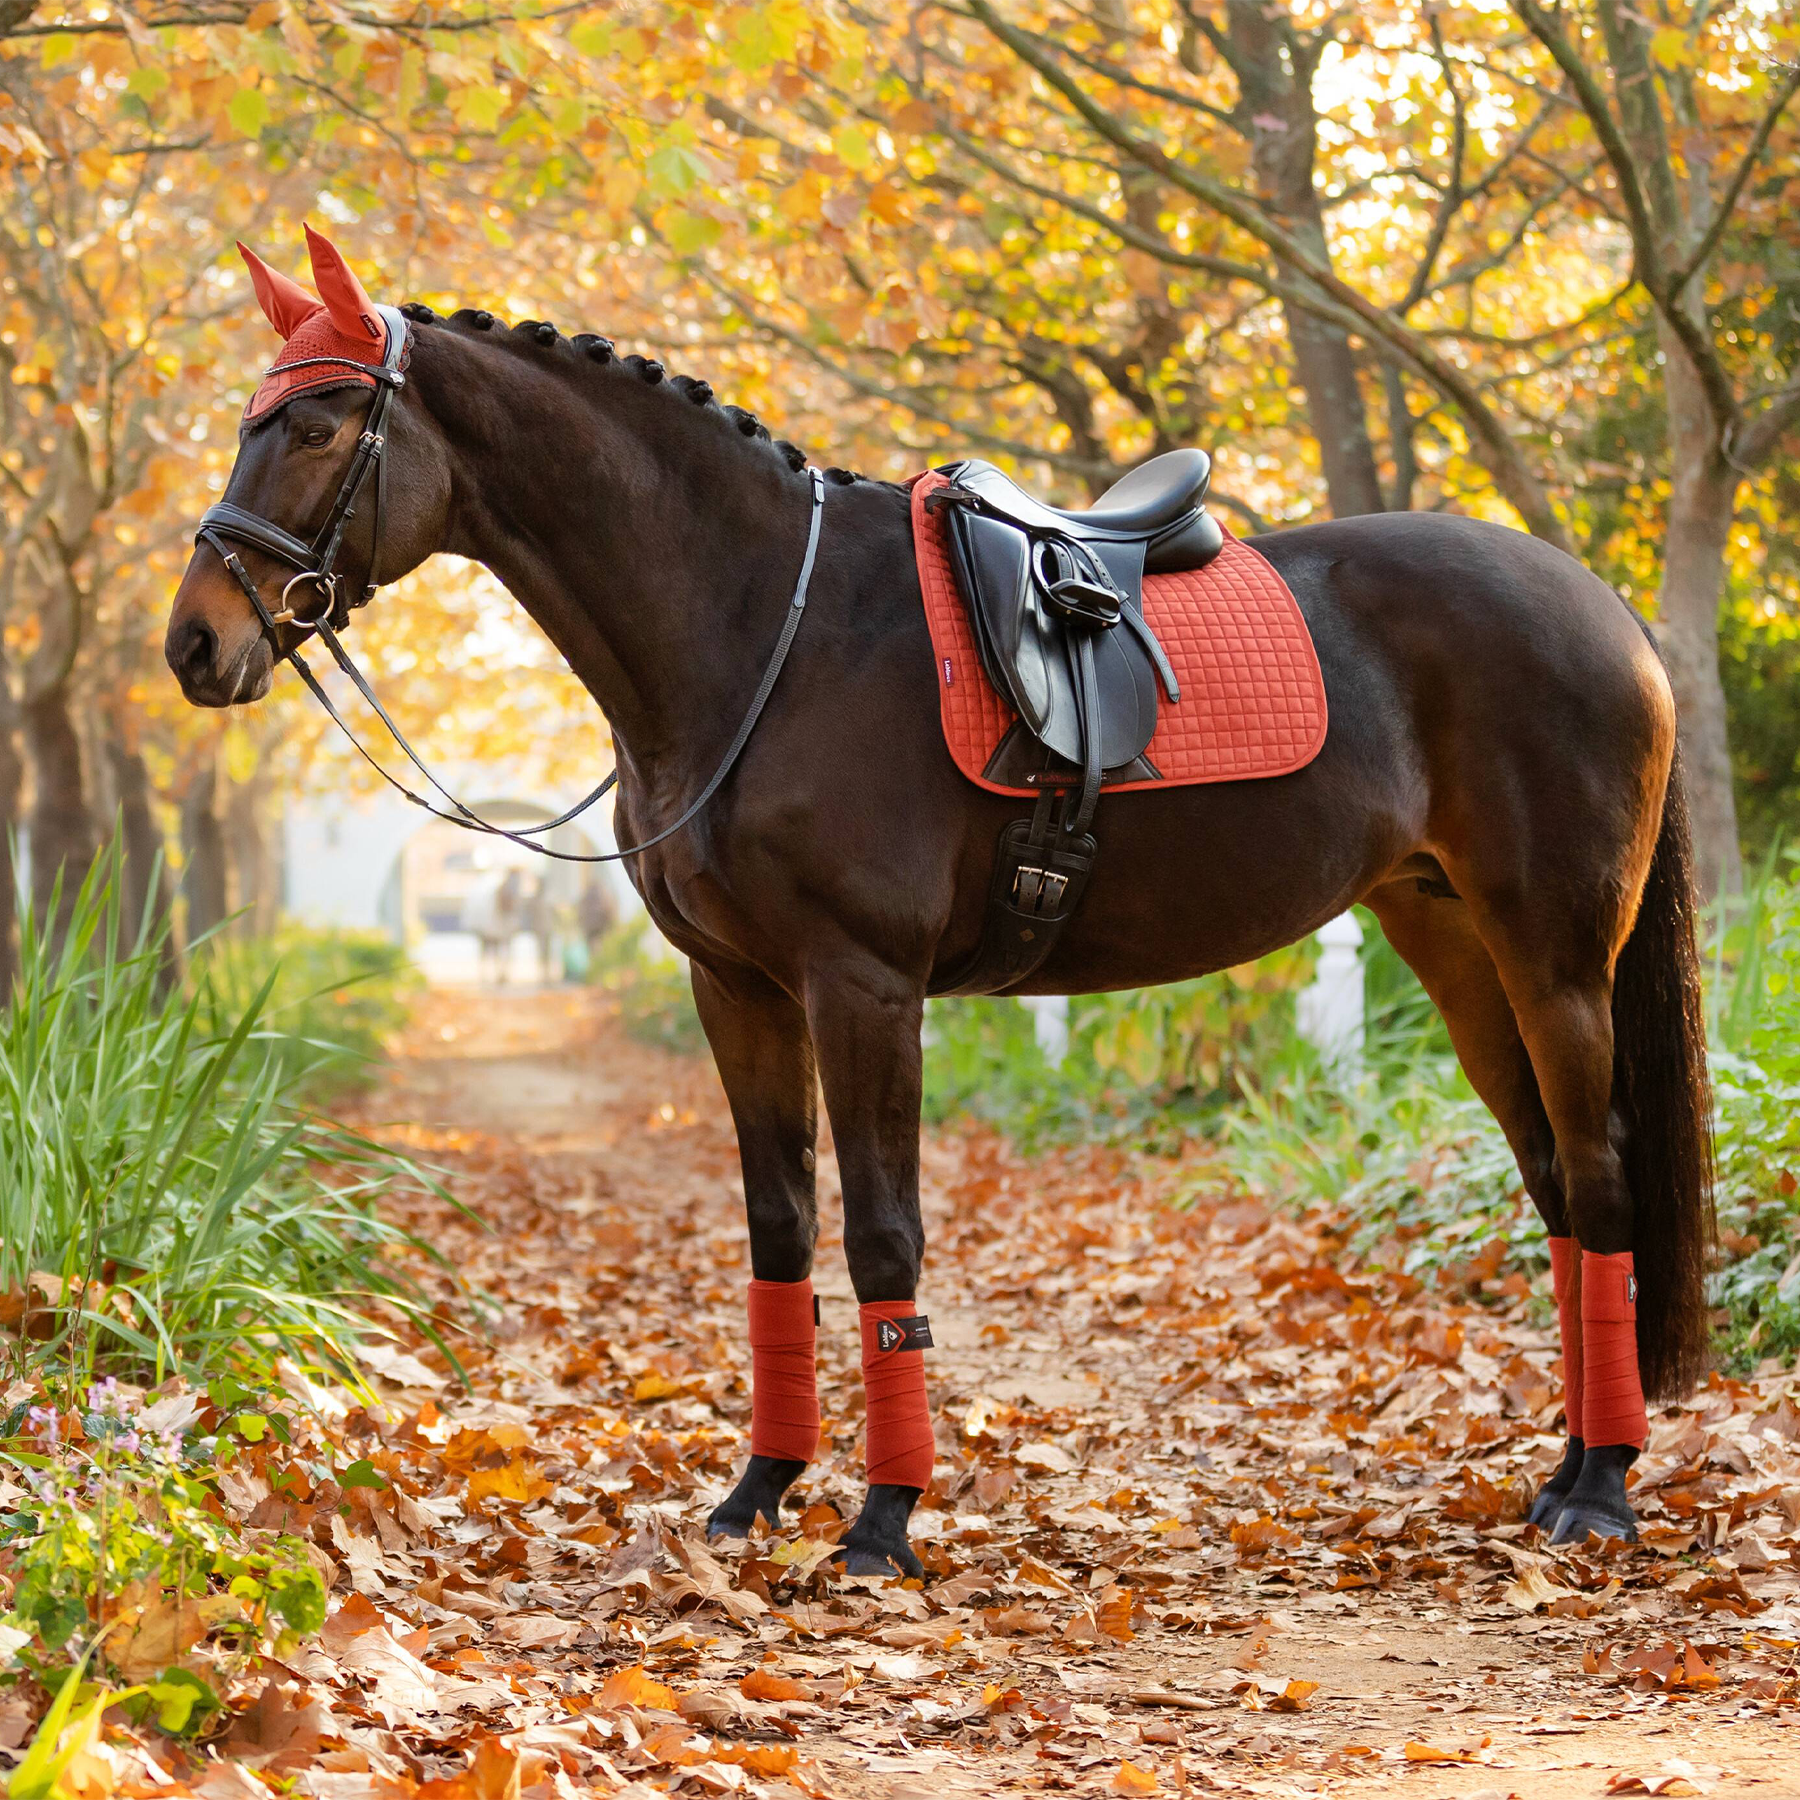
[402,301,867,487]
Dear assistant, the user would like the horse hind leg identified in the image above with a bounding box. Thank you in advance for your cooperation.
[1363,882,1586,1525]
[1439,744,1712,1545]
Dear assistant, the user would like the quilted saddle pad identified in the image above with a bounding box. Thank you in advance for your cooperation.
[911,471,1328,796]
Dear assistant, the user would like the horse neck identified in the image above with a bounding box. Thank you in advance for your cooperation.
[415,330,815,775]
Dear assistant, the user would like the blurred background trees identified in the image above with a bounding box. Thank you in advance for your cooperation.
[1,0,1795,984]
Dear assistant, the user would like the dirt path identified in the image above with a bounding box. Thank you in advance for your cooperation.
[324,985,1800,1800]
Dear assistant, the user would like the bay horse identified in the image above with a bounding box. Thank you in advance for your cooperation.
[166,232,1713,1575]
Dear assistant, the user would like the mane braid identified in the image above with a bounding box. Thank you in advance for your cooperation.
[417,300,876,485]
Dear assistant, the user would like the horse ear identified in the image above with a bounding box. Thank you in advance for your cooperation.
[238,242,319,339]
[304,225,385,351]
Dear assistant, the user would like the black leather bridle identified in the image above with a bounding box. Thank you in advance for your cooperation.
[193,307,827,864]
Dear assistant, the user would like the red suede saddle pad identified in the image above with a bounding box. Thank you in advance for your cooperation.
[911,471,1328,796]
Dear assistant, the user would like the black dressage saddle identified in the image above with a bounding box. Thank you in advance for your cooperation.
[928,449,1226,996]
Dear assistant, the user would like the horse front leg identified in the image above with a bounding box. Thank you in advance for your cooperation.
[806,958,932,1578]
[693,962,824,1540]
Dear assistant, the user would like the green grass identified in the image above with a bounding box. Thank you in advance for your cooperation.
[0,850,452,1398]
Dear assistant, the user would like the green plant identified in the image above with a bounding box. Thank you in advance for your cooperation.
[0,1381,325,1736]
[200,924,418,1099]
[0,849,453,1392]
[590,919,707,1055]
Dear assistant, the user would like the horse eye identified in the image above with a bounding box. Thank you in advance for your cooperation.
[301,426,333,447]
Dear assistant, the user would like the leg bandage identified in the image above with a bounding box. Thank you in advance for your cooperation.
[860,1300,935,1491]
[1581,1249,1647,1449]
[1548,1236,1584,1440]
[747,1278,820,1464]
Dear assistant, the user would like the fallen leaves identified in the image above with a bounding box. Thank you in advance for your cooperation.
[67,984,1788,1800]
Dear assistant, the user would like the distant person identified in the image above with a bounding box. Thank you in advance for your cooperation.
[465,868,522,985]
[525,870,556,984]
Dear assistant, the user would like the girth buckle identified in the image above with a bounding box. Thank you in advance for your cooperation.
[1011,863,1069,916]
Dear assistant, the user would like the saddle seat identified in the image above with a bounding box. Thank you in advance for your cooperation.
[955,447,1225,575]
[930,450,1225,817]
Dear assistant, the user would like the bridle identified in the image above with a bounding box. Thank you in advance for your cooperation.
[193,307,827,864]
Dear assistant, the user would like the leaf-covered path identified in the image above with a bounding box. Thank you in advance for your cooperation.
[304,985,1800,1800]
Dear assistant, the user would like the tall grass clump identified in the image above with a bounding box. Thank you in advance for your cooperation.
[0,849,448,1395]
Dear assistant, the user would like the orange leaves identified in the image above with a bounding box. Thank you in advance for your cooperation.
[1111,1760,1161,1794]
[739,1666,811,1703]
[597,1665,679,1713]
[1230,1516,1301,1556]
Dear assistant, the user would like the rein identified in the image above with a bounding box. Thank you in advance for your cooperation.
[194,313,828,864]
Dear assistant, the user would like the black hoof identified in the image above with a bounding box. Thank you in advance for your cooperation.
[708,1455,805,1539]
[835,1483,924,1579]
[1528,1436,1585,1528]
[1547,1441,1638,1545]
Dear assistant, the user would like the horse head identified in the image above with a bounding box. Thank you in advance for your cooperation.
[165,227,451,707]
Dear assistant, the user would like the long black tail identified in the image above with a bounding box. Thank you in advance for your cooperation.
[1611,740,1716,1400]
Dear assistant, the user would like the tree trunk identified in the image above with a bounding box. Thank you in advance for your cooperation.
[0,710,20,997]
[180,761,229,949]
[22,679,96,947]
[107,735,180,983]
[225,764,279,938]
[1282,283,1387,517]
[1223,0,1387,519]
[1654,319,1742,898]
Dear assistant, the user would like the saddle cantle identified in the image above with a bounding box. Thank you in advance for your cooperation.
[929,453,1223,830]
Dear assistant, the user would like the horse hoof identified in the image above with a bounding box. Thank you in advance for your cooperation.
[707,1455,805,1540]
[1528,1437,1585,1527]
[835,1483,925,1580]
[1547,1442,1638,1545]
[1548,1499,1638,1545]
[1528,1485,1572,1527]
[835,1535,925,1580]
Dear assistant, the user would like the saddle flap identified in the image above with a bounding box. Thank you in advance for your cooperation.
[937,494,1163,775]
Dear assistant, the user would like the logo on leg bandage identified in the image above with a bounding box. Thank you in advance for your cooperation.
[875,1315,933,1353]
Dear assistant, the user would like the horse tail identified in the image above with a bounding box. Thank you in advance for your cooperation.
[1612,736,1716,1401]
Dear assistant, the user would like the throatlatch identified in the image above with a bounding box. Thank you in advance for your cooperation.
[1547,1236,1584,1442]
[860,1301,935,1491]
[1581,1250,1647,1449]
[747,1278,821,1465]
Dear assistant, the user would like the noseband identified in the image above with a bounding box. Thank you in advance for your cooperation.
[192,307,827,865]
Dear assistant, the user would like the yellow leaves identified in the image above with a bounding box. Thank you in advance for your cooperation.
[1111,1761,1160,1794]
[227,86,269,138]
[465,1454,552,1508]
[834,123,873,170]
[451,86,509,133]
[632,1371,684,1402]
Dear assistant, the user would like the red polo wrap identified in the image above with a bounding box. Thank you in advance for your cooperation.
[1581,1249,1647,1449]
[1547,1236,1583,1440]
[860,1300,935,1491]
[746,1278,820,1464]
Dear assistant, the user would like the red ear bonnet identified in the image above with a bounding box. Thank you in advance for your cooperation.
[305,225,385,352]
[239,242,320,339]
[239,229,394,423]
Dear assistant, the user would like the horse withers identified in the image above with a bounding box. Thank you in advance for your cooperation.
[166,230,1713,1575]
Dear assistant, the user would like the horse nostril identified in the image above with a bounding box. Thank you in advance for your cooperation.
[178,618,218,685]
